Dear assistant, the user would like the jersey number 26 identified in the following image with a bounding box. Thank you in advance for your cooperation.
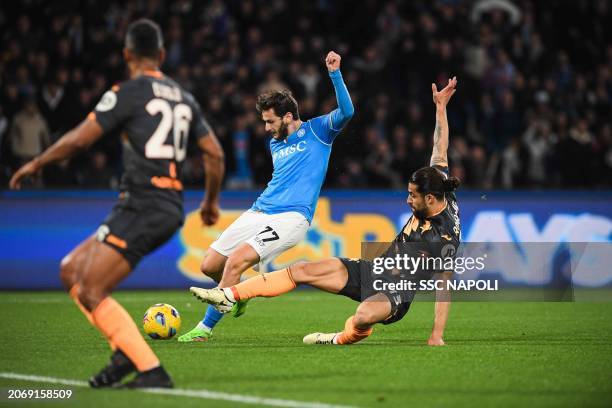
[145,98,191,161]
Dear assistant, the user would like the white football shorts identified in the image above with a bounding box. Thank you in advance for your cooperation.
[209,210,309,269]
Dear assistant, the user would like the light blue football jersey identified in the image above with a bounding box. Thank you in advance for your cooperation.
[251,114,341,222]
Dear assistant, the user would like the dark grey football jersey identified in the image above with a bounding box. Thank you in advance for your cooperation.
[91,71,210,215]
[389,166,461,274]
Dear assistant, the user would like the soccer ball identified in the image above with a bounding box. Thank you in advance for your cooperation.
[142,303,181,340]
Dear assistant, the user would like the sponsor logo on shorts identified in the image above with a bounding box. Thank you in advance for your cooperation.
[254,237,265,247]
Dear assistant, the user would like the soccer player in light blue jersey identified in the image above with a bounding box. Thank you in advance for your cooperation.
[179,51,354,342]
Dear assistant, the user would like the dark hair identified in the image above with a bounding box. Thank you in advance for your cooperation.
[125,19,163,59]
[256,89,300,120]
[410,166,461,200]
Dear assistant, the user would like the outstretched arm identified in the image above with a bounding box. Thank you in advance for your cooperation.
[429,271,452,346]
[9,118,103,189]
[430,77,457,168]
[325,51,354,131]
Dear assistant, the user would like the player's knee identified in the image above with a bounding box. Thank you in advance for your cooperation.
[353,308,377,328]
[77,283,107,312]
[59,254,78,291]
[200,254,225,282]
[289,262,309,282]
[200,261,219,279]
[224,256,246,277]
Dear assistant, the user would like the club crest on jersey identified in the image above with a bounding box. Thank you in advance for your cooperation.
[297,129,306,138]
[272,140,306,163]
[96,225,110,242]
[95,91,117,112]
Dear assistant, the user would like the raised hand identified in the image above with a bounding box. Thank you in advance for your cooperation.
[325,51,341,72]
[432,76,458,108]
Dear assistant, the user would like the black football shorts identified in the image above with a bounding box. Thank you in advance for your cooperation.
[96,194,183,268]
[337,257,413,325]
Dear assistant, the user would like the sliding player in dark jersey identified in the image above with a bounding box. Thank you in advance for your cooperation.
[9,19,224,386]
[190,77,459,346]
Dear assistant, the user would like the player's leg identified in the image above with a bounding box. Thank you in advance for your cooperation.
[303,293,392,345]
[203,209,266,284]
[225,212,309,317]
[190,245,259,337]
[191,212,311,309]
[181,210,262,342]
[218,242,260,287]
[191,258,349,310]
[77,240,172,388]
[189,211,311,338]
[59,234,118,351]
[59,234,95,290]
[84,203,180,388]
[212,210,311,289]
[200,248,227,282]
[182,245,259,342]
[178,249,227,342]
[215,243,260,318]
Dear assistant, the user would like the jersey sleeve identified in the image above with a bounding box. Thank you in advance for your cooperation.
[91,84,134,133]
[432,164,449,175]
[309,114,339,145]
[188,97,211,140]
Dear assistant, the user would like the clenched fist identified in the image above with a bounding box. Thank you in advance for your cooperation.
[199,200,220,226]
[325,51,341,72]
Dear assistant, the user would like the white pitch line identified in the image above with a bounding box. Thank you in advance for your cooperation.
[0,372,356,408]
[0,373,87,387]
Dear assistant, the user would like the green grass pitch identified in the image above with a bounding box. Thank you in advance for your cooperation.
[1,290,611,407]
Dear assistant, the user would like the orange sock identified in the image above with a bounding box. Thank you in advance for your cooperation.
[335,316,373,345]
[231,267,296,301]
[92,297,159,371]
[69,284,116,351]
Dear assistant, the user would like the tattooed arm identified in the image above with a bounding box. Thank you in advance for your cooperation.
[430,77,457,168]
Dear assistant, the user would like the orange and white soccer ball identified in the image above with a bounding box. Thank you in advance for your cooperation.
[142,303,181,340]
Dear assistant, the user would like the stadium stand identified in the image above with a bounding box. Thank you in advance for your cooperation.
[0,0,610,189]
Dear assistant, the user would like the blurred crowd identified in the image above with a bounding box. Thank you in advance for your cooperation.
[1,0,610,190]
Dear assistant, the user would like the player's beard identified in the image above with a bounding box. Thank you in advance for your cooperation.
[275,122,289,140]
[411,206,428,220]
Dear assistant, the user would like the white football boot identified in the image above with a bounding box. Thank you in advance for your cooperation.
[303,332,339,345]
[189,287,235,313]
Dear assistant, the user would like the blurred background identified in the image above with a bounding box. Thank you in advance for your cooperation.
[0,0,611,289]
[0,0,610,191]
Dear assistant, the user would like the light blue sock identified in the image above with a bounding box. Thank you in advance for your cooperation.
[200,305,224,331]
